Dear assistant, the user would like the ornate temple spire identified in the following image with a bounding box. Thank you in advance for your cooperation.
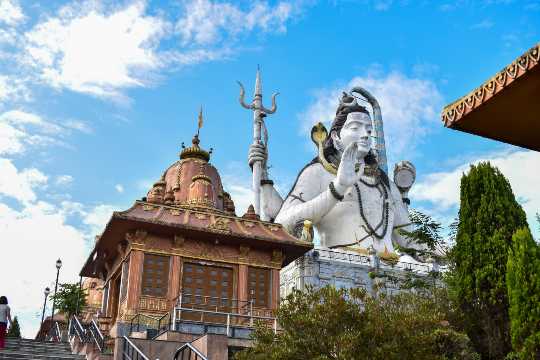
[180,109,211,162]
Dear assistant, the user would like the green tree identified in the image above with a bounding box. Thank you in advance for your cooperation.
[50,283,87,319]
[236,286,478,360]
[448,162,528,359]
[6,316,21,338]
[506,228,540,359]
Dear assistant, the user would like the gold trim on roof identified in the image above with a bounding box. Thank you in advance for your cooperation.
[441,42,539,127]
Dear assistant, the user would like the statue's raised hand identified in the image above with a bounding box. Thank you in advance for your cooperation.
[335,142,363,194]
[248,142,267,169]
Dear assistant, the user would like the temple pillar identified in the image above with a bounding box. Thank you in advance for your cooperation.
[271,269,280,310]
[168,255,182,306]
[238,264,248,305]
[126,250,144,313]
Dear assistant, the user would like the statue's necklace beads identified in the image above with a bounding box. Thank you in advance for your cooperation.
[354,176,389,240]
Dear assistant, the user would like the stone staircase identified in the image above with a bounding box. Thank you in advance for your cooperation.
[0,338,86,359]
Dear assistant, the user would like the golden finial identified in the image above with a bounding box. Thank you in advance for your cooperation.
[197,106,203,136]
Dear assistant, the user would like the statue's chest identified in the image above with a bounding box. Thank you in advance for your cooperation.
[334,180,394,234]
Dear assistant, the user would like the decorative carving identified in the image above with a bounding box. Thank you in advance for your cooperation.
[208,217,231,234]
[194,213,207,220]
[173,235,185,248]
[143,204,156,211]
[272,249,283,265]
[268,224,281,232]
[125,229,148,244]
[170,208,182,216]
[243,221,256,228]
[117,240,128,256]
[442,43,539,127]
[239,245,250,257]
[139,296,168,312]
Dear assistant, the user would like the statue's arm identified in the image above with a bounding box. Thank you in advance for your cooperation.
[390,182,423,250]
[275,164,339,233]
[260,181,283,221]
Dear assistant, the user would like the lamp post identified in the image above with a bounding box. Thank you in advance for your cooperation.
[50,259,62,323]
[41,287,50,326]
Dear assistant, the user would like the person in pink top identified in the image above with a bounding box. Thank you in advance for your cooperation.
[0,296,12,349]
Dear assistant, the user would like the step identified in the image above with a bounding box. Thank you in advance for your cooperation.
[1,347,74,355]
[0,350,85,359]
[4,342,73,352]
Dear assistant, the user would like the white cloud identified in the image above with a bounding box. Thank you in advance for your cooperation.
[82,204,117,237]
[411,149,540,234]
[115,184,124,193]
[0,158,47,203]
[0,75,31,103]
[299,69,443,163]
[176,0,296,46]
[23,1,168,99]
[0,159,118,338]
[55,175,74,186]
[0,109,89,155]
[0,0,25,26]
[0,200,89,338]
[471,19,494,29]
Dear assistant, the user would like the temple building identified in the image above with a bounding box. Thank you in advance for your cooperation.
[442,42,539,151]
[73,125,312,359]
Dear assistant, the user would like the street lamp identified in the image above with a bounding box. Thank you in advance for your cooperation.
[41,287,50,326]
[50,259,62,324]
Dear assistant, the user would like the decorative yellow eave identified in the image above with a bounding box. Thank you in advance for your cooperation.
[441,42,539,127]
[440,42,540,151]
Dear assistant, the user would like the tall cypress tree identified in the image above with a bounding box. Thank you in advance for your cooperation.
[7,316,21,338]
[506,228,540,358]
[449,162,528,359]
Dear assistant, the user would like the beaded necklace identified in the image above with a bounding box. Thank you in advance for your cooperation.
[354,175,389,239]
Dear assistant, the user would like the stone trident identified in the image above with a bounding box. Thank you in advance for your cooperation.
[237,67,279,216]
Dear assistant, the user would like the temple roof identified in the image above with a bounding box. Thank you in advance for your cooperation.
[441,43,540,151]
[145,134,236,214]
[80,201,312,277]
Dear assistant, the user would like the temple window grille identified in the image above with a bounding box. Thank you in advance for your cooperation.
[248,266,270,308]
[142,254,170,297]
[181,262,233,311]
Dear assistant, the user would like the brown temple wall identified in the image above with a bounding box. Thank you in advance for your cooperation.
[168,255,182,306]
[238,264,248,303]
[126,250,144,314]
[271,269,280,310]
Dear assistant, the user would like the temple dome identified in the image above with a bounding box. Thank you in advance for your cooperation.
[146,134,236,214]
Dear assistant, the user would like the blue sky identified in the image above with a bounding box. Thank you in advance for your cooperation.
[0,0,539,337]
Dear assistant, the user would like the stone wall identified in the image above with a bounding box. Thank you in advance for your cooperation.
[280,247,437,297]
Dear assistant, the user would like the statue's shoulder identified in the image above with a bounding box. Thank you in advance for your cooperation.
[288,161,330,192]
[297,161,331,181]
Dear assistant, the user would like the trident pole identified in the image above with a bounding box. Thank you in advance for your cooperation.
[238,67,278,216]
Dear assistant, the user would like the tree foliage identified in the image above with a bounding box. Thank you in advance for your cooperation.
[236,286,478,360]
[448,162,528,359]
[506,228,540,359]
[6,316,21,338]
[50,283,87,319]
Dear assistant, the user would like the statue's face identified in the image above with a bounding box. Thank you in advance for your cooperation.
[338,112,373,154]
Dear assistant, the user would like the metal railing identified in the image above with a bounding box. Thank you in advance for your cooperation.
[173,343,208,360]
[46,321,63,342]
[173,292,278,335]
[121,336,149,360]
[88,319,106,352]
[69,315,89,344]
[129,313,162,334]
[156,311,171,335]
[178,292,273,318]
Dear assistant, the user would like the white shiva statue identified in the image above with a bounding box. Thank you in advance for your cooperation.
[249,90,424,262]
